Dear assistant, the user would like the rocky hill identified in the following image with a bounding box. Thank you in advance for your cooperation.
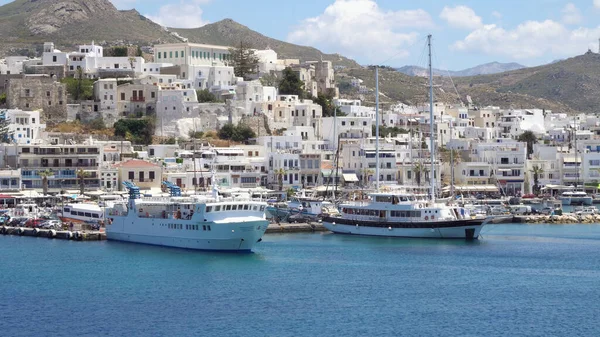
[345,52,600,114]
[0,0,178,55]
[170,19,360,68]
[397,62,526,77]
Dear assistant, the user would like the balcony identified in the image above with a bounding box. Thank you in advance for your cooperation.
[130,96,146,102]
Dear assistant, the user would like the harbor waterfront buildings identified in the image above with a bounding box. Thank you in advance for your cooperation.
[0,40,600,197]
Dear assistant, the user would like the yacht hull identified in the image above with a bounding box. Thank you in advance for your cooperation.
[559,197,593,206]
[322,217,485,239]
[106,219,269,252]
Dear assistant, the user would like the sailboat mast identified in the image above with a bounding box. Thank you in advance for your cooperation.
[375,66,380,191]
[428,34,435,201]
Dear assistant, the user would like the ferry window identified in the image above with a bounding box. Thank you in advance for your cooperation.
[92,214,99,218]
[375,196,392,202]
[85,213,91,217]
[416,211,421,217]
[63,208,70,213]
[206,206,212,212]
[226,205,231,211]
[260,206,265,211]
[232,205,238,210]
[207,225,211,231]
[203,225,206,230]
[215,206,221,211]
[400,197,408,202]
[78,212,85,216]
[243,205,249,210]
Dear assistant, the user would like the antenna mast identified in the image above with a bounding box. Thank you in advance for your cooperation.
[428,34,435,202]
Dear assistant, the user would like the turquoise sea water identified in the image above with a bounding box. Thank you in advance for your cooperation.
[2,224,600,337]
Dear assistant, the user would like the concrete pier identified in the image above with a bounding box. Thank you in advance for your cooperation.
[0,226,107,241]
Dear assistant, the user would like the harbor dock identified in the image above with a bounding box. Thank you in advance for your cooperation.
[0,226,106,241]
[266,222,327,234]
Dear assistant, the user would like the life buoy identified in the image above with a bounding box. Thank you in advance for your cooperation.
[419,204,423,209]
[425,216,429,220]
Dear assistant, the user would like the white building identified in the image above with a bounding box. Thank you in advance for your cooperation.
[1,109,46,144]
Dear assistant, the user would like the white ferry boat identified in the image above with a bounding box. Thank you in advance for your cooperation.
[322,193,488,239]
[104,181,269,252]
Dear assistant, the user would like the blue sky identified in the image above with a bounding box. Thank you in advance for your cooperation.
[4,0,600,70]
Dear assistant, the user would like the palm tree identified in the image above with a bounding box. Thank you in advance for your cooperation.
[517,131,537,158]
[38,169,54,196]
[412,162,429,186]
[531,165,544,195]
[361,168,374,187]
[275,168,286,191]
[77,168,90,195]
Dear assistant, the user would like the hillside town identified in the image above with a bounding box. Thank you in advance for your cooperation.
[0,40,599,205]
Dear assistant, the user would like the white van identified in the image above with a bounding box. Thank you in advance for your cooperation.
[509,205,532,215]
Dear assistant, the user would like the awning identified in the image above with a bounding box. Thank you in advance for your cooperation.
[0,194,15,199]
[343,173,359,182]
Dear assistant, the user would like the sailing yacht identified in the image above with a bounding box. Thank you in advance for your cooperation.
[322,35,489,239]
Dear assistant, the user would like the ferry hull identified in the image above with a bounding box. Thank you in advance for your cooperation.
[106,219,269,252]
[322,217,485,239]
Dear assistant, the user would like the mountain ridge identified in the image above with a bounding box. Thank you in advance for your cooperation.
[397,62,527,77]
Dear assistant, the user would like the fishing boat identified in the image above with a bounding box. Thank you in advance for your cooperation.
[104,180,269,252]
[322,35,489,239]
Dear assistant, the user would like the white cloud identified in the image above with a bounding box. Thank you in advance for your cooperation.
[287,0,432,63]
[491,11,502,19]
[439,5,483,30]
[451,20,600,59]
[595,0,600,9]
[562,3,582,25]
[146,1,209,28]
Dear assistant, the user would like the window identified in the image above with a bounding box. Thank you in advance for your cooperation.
[149,171,155,180]
[175,51,178,58]
[128,171,134,180]
[206,206,212,212]
[52,56,57,62]
[169,51,172,58]
[121,93,125,100]
[158,53,161,59]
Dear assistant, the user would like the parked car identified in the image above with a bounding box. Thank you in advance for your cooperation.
[24,218,45,228]
[539,207,554,215]
[41,220,62,229]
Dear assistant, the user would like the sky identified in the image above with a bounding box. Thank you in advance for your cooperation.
[4,0,600,70]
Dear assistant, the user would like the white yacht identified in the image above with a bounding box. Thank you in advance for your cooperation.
[105,181,269,252]
[267,196,338,221]
[559,191,593,206]
[322,193,487,239]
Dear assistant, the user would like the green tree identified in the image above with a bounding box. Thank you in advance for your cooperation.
[0,93,6,105]
[61,68,94,101]
[517,131,537,157]
[77,168,90,195]
[259,73,279,87]
[278,67,305,98]
[226,41,259,80]
[413,162,429,186]
[196,89,219,103]
[217,123,256,142]
[88,118,106,130]
[114,117,156,145]
[112,46,128,57]
[531,165,544,195]
[275,168,287,191]
[188,130,204,139]
[313,93,343,117]
[38,169,54,196]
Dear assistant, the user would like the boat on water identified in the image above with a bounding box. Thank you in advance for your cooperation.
[323,35,490,240]
[558,191,593,206]
[322,193,487,239]
[104,180,269,252]
[267,196,338,221]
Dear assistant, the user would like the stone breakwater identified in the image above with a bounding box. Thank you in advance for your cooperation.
[0,226,106,241]
[522,214,600,224]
